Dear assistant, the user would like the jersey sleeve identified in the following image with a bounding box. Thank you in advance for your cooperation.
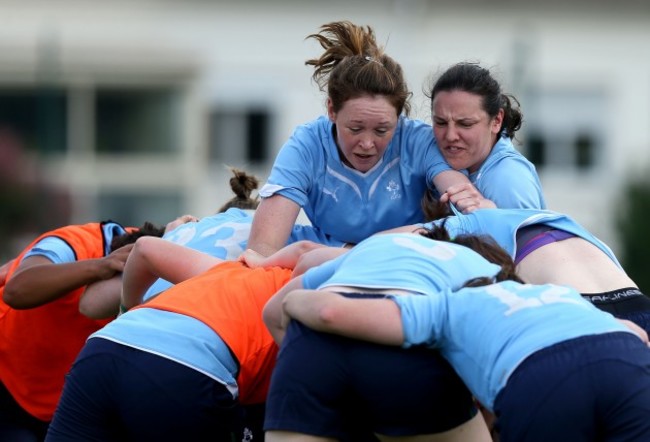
[478,157,546,209]
[393,293,446,348]
[411,121,454,186]
[397,118,453,187]
[300,256,343,290]
[259,123,322,207]
[23,237,76,264]
[422,217,465,239]
[424,138,454,187]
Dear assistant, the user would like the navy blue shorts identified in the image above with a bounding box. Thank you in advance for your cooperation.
[494,332,650,442]
[265,319,476,439]
[45,338,244,442]
[0,381,49,442]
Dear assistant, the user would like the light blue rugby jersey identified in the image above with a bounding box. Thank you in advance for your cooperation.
[259,115,452,245]
[143,208,343,301]
[301,233,501,294]
[470,137,546,209]
[91,308,240,398]
[424,208,621,268]
[395,280,633,411]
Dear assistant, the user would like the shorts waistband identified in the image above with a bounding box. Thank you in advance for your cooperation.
[582,287,643,304]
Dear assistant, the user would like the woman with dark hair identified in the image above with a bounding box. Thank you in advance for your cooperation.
[430,62,546,211]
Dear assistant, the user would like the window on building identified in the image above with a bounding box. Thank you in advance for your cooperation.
[95,88,181,154]
[574,132,595,170]
[0,88,67,154]
[523,87,606,171]
[97,190,182,229]
[209,108,270,164]
[525,132,546,167]
[0,85,182,155]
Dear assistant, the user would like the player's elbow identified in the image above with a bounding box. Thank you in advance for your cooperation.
[78,298,105,320]
[3,282,28,309]
[312,304,346,332]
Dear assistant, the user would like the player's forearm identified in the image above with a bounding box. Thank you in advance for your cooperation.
[4,259,109,309]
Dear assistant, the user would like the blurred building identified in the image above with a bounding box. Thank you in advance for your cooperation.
[0,0,649,258]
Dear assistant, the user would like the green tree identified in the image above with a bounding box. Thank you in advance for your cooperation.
[617,173,650,293]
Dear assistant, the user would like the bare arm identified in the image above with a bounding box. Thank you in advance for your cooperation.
[3,245,133,309]
[247,195,301,257]
[239,240,326,270]
[80,213,203,319]
[291,247,348,277]
[439,182,496,213]
[79,276,123,319]
[164,214,199,234]
[434,170,495,213]
[432,169,472,194]
[282,290,404,345]
[120,237,224,310]
[262,276,306,343]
